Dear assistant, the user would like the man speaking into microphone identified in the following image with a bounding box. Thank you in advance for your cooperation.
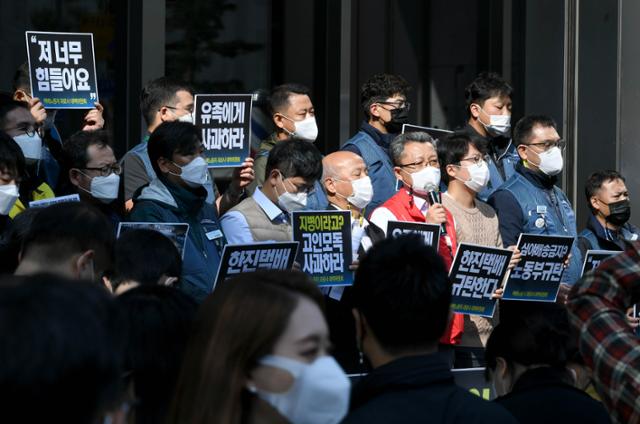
[369,132,463,346]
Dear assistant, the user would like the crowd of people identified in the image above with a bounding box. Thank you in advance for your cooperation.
[0,64,638,424]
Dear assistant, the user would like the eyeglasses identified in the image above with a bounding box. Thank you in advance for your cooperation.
[6,125,44,138]
[527,139,566,151]
[459,155,485,165]
[282,177,315,195]
[377,100,411,110]
[398,158,439,170]
[164,105,194,114]
[83,163,122,177]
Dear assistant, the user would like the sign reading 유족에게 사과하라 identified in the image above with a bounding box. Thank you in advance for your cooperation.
[194,94,252,168]
[502,233,574,302]
[449,243,513,318]
[292,210,353,287]
[25,31,98,109]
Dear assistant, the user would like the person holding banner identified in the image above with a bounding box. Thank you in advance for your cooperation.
[0,96,55,217]
[369,131,464,346]
[341,74,411,216]
[578,170,640,257]
[344,235,517,423]
[129,122,226,303]
[62,129,123,226]
[488,115,582,285]
[220,138,323,243]
[458,72,517,201]
[122,77,254,214]
[438,133,521,367]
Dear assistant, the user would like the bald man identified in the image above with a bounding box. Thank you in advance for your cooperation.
[322,151,384,256]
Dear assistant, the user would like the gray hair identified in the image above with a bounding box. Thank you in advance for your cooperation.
[389,131,435,166]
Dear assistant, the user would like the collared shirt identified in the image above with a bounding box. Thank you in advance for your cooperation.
[219,187,288,244]
[567,241,640,424]
[369,191,429,235]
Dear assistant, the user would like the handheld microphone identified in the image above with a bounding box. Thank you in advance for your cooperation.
[427,190,447,235]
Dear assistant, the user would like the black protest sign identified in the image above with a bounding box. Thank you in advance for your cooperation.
[450,243,512,317]
[214,242,299,288]
[581,249,620,276]
[503,234,574,302]
[387,221,440,251]
[452,368,496,401]
[292,210,353,287]
[25,31,98,109]
[401,124,453,141]
[117,222,190,259]
[194,94,252,168]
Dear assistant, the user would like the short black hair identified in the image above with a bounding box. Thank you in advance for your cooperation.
[268,83,311,116]
[437,133,486,184]
[512,115,557,146]
[485,303,572,381]
[584,170,625,213]
[140,77,193,126]
[0,131,25,180]
[388,131,434,166]
[353,234,450,354]
[464,72,513,117]
[265,138,323,183]
[0,274,125,422]
[21,202,115,276]
[116,285,197,424]
[361,74,410,119]
[148,121,201,177]
[0,93,29,130]
[63,129,111,170]
[12,62,30,93]
[112,229,182,289]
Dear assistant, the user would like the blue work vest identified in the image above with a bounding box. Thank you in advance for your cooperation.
[477,142,519,202]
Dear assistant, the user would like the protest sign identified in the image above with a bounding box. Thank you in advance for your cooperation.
[194,94,252,168]
[25,31,98,109]
[292,210,352,287]
[387,220,440,251]
[581,249,620,276]
[29,194,80,208]
[450,243,512,317]
[502,234,574,302]
[452,368,496,400]
[117,222,190,259]
[215,242,299,287]
[401,124,453,142]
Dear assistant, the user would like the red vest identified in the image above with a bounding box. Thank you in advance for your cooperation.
[377,189,464,345]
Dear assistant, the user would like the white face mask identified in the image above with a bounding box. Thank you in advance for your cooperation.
[456,160,490,193]
[13,133,42,162]
[336,176,373,210]
[0,184,19,215]
[479,107,511,136]
[406,166,441,196]
[171,156,209,188]
[89,173,120,203]
[256,355,350,424]
[276,172,308,213]
[283,115,318,142]
[531,146,564,176]
[170,108,194,124]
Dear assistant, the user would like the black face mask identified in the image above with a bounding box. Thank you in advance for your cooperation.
[604,199,631,226]
[385,107,410,134]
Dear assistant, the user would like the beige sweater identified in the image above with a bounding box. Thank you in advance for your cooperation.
[442,192,503,348]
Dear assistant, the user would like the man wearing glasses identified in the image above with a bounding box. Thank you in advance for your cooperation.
[63,129,123,225]
[342,74,411,216]
[488,115,582,285]
[220,138,323,243]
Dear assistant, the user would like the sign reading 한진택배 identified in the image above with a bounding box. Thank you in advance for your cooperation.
[25,31,98,109]
[215,242,299,288]
[502,234,574,302]
[292,210,353,287]
[194,94,252,168]
[449,243,513,318]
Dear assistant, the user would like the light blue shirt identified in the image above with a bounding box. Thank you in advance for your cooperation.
[219,188,289,244]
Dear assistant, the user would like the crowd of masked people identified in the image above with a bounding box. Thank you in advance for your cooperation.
[0,63,638,423]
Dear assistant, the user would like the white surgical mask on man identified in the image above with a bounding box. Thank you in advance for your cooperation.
[282,115,318,142]
[530,146,564,176]
[0,184,19,215]
[171,156,209,188]
[13,133,42,162]
[335,176,373,210]
[405,166,441,196]
[478,107,511,136]
[455,160,491,193]
[275,172,308,213]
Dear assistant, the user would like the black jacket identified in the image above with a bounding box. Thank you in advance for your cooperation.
[342,354,518,424]
[495,367,610,424]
